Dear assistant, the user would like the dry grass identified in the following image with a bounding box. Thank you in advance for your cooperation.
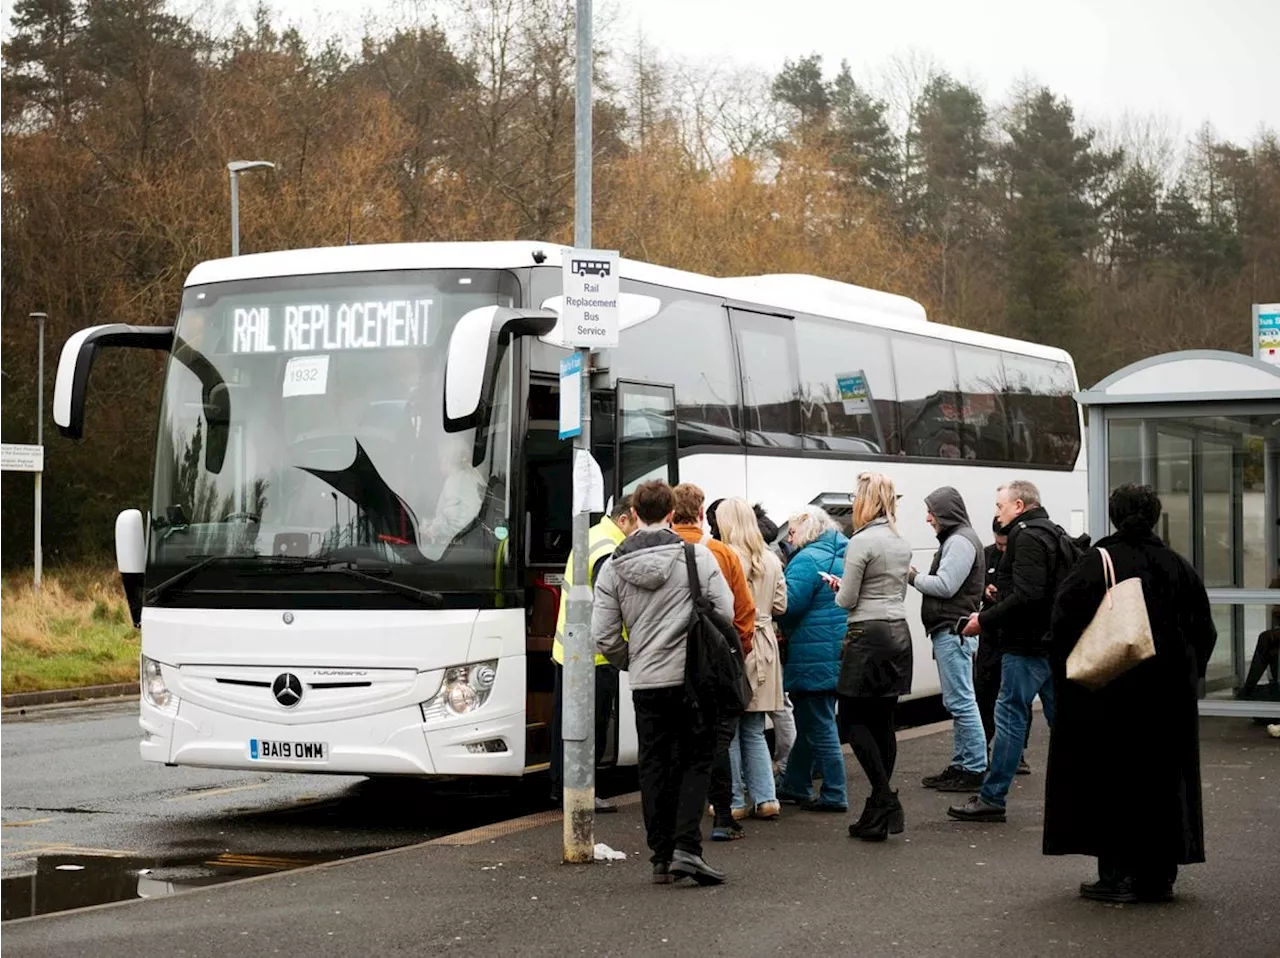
[1,567,139,694]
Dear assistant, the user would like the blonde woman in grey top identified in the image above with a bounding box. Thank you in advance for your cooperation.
[832,472,913,842]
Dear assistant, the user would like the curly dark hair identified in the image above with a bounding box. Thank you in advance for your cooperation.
[1109,483,1162,534]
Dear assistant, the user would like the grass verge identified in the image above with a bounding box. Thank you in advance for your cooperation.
[1,567,139,694]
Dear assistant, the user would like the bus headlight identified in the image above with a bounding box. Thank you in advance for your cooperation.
[421,661,498,721]
[141,655,176,712]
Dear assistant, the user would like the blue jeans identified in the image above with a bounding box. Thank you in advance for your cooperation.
[779,693,848,807]
[980,653,1055,808]
[730,711,777,809]
[932,630,987,774]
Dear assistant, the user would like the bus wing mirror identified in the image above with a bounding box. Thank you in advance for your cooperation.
[115,509,146,627]
[171,336,232,474]
[444,306,557,435]
[204,383,231,473]
[55,325,174,439]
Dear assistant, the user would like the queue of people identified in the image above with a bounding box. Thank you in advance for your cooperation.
[581,473,1217,904]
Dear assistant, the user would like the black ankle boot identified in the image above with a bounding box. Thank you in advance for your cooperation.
[849,793,894,842]
[886,791,904,835]
[850,797,874,832]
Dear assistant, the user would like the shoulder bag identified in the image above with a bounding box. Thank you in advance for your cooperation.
[1065,548,1156,690]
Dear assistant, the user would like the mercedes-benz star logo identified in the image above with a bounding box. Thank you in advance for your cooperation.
[271,672,304,708]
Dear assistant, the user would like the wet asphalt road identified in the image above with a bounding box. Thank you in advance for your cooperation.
[0,700,571,919]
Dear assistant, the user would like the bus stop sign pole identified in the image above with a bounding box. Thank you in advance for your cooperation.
[562,0,596,865]
[33,311,46,592]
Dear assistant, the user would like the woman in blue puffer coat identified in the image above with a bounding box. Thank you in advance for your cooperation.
[775,506,850,812]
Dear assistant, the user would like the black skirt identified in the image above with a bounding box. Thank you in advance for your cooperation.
[836,618,913,698]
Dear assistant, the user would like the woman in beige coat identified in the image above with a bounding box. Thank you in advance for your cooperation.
[718,498,788,820]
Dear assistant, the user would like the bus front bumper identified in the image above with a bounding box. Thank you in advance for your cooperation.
[140,699,527,777]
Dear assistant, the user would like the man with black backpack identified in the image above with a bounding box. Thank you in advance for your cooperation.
[950,479,1085,823]
[592,480,737,885]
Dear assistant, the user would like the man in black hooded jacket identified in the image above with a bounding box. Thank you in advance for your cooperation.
[951,479,1062,822]
[976,519,1034,775]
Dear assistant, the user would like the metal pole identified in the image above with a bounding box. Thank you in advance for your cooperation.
[230,170,240,257]
[32,312,46,592]
[562,0,595,865]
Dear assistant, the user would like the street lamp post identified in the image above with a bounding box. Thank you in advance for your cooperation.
[227,160,276,256]
[30,311,46,592]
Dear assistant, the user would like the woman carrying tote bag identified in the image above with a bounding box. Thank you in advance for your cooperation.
[1044,483,1217,905]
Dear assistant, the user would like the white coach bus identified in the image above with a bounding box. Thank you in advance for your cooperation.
[54,242,1086,779]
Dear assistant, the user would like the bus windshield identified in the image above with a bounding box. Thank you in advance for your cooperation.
[148,268,520,606]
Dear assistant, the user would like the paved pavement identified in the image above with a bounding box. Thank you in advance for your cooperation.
[0,701,589,914]
[5,716,1276,957]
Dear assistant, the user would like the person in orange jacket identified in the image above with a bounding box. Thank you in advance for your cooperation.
[671,482,756,840]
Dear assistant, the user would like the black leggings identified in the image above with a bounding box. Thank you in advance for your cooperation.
[841,695,898,799]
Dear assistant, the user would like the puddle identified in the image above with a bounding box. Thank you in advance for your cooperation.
[1,847,383,921]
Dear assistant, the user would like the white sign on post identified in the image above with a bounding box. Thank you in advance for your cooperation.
[1,443,44,473]
[561,248,620,348]
[572,449,605,515]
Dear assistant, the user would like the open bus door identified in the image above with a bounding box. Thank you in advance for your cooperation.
[520,376,678,773]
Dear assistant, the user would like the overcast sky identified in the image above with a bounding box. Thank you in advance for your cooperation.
[4,0,1276,145]
[623,0,1279,145]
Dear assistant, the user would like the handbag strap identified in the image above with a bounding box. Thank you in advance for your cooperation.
[1098,547,1116,608]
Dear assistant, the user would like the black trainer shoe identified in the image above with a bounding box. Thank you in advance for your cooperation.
[946,796,1006,822]
[800,799,848,813]
[711,821,745,842]
[670,849,726,886]
[1080,877,1139,904]
[935,769,986,793]
[1016,756,1032,776]
[921,765,964,788]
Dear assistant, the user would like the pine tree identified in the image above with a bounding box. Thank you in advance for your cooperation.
[829,60,900,199]
[771,53,830,144]
[1,0,89,127]
[1000,87,1119,347]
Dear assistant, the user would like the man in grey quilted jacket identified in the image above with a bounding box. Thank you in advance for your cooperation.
[592,479,734,886]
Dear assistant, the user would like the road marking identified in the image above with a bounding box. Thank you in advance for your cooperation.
[1,818,53,828]
[206,853,315,869]
[163,783,269,803]
[2,846,61,858]
[4,843,137,858]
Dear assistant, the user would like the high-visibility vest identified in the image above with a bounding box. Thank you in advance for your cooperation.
[552,516,626,666]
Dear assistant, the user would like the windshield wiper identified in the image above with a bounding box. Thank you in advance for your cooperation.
[246,556,444,608]
[146,554,255,603]
[147,553,327,603]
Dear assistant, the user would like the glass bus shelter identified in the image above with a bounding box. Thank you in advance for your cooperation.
[1076,350,1280,718]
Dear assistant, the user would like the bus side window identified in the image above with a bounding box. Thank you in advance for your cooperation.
[616,381,678,493]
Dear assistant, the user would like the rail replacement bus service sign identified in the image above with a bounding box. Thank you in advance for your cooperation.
[561,248,619,348]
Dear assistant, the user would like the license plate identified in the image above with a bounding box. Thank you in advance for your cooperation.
[248,739,327,761]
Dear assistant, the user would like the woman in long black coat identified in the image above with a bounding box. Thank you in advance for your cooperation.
[1044,483,1217,904]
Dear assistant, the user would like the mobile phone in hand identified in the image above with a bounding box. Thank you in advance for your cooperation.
[955,615,972,635]
[819,571,840,589]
